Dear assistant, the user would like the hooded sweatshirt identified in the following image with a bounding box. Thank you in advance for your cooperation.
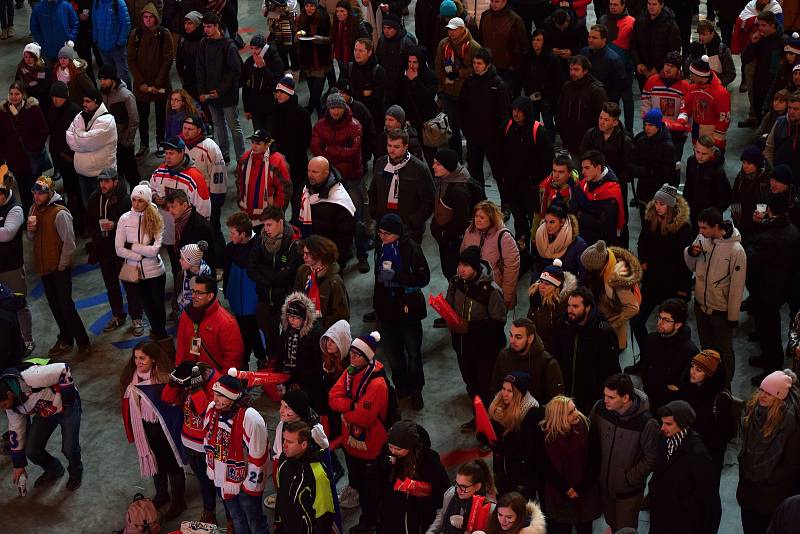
[127,3,174,101]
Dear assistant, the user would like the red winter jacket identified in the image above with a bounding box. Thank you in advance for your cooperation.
[329,360,388,460]
[175,299,244,373]
[235,148,293,218]
[311,106,364,181]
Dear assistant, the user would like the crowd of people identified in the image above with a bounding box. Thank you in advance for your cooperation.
[2,0,800,533]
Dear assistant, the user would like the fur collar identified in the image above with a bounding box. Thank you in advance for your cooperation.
[1,97,40,112]
[280,291,317,337]
[519,500,547,534]
[644,196,690,235]
[606,246,643,289]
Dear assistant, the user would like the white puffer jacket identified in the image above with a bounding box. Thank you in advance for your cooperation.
[115,209,165,280]
[65,102,118,177]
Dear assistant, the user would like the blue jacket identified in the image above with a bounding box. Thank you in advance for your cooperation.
[30,0,79,59]
[223,240,259,316]
[92,0,131,52]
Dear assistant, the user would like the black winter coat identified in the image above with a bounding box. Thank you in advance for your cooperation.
[247,225,303,308]
[521,48,564,111]
[430,167,472,243]
[304,168,357,265]
[371,426,450,534]
[630,127,676,204]
[741,30,785,100]
[85,179,131,259]
[581,45,626,103]
[196,36,242,107]
[556,74,607,155]
[575,167,623,247]
[369,154,435,244]
[648,430,717,534]
[376,29,417,105]
[490,405,546,500]
[373,233,430,322]
[677,364,732,460]
[347,97,377,162]
[637,197,694,302]
[177,208,216,271]
[272,94,312,168]
[458,67,510,146]
[744,215,800,307]
[398,48,439,132]
[343,56,387,129]
[731,163,772,241]
[501,98,554,193]
[47,100,81,169]
[278,322,324,406]
[630,7,681,72]
[579,125,634,183]
[241,50,285,117]
[551,306,620,414]
[642,325,698,413]
[175,27,203,92]
[543,13,588,72]
[684,149,731,228]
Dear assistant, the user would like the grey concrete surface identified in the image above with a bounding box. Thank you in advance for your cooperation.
[0,2,773,533]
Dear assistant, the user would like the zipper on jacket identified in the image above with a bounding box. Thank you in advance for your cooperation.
[702,242,717,310]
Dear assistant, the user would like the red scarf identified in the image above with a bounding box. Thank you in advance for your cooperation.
[580,178,625,231]
[304,269,322,313]
[206,406,247,489]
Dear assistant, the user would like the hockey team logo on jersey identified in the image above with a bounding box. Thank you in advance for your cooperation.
[33,399,59,418]
[699,100,709,111]
[226,461,247,484]
[659,98,677,118]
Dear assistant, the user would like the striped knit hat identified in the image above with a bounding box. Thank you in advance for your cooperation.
[785,32,800,55]
[689,55,712,77]
[276,73,295,96]
[351,331,381,361]
[213,375,243,400]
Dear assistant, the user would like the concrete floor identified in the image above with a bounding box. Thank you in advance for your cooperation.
[0,2,772,533]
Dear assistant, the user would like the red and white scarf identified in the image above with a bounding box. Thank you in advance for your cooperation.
[126,372,160,477]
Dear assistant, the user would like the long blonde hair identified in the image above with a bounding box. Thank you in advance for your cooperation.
[744,390,787,439]
[527,279,561,306]
[489,384,527,436]
[540,395,588,443]
[140,202,164,243]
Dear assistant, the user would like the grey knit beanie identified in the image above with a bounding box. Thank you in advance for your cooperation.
[580,240,609,272]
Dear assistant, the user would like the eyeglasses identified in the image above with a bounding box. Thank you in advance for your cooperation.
[656,316,675,324]
[190,289,211,296]
[377,229,392,237]
[453,480,478,492]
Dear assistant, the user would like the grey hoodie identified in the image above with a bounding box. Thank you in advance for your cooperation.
[101,81,140,147]
[684,222,747,322]
[318,319,352,358]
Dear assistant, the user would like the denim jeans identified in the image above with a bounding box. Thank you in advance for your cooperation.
[187,449,217,512]
[26,395,83,479]
[78,174,98,206]
[210,193,226,269]
[306,75,327,117]
[221,490,268,534]
[99,45,131,88]
[380,319,424,397]
[209,105,245,162]
[342,178,367,260]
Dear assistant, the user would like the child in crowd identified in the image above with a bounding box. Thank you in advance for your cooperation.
[176,240,211,312]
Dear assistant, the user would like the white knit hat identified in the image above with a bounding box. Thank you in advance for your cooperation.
[180,241,209,266]
[23,42,42,59]
[131,183,153,203]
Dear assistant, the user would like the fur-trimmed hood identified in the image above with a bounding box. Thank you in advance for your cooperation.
[519,500,547,534]
[0,96,40,113]
[281,291,317,337]
[605,246,643,290]
[644,195,690,235]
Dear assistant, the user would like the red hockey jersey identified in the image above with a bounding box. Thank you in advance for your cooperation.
[678,73,731,149]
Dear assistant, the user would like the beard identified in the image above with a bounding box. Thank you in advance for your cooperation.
[568,311,585,323]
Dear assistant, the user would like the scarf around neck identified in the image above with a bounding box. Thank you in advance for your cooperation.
[666,427,688,460]
[383,151,411,210]
[535,218,574,259]
[741,403,796,481]
[126,373,160,477]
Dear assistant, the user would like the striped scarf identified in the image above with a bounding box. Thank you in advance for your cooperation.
[666,427,688,461]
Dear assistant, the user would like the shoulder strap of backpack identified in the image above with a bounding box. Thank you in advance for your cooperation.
[504,119,512,136]
[497,228,512,257]
[532,121,541,143]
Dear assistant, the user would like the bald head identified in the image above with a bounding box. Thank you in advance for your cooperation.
[308,156,330,186]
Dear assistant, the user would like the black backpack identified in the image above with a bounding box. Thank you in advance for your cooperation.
[465,177,486,213]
